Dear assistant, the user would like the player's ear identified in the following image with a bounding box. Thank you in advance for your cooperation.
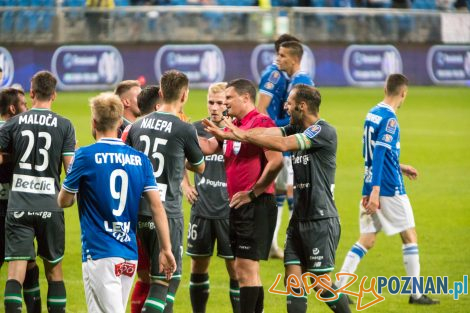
[51,91,57,102]
[181,88,188,103]
[8,104,16,115]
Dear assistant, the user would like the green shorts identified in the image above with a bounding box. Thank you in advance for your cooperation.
[5,211,65,263]
[186,214,233,259]
[138,215,183,280]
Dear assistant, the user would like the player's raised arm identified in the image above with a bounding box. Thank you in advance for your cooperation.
[257,93,272,116]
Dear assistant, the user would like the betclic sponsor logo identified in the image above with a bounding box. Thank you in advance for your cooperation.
[250,43,315,83]
[343,45,402,87]
[51,45,124,90]
[427,45,470,85]
[0,47,14,88]
[155,44,225,89]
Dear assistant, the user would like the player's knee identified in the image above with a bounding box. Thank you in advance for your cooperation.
[137,270,151,284]
[400,228,417,244]
[359,234,376,250]
[191,257,210,273]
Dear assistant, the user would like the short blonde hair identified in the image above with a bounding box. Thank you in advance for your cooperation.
[208,82,227,95]
[90,92,123,132]
[114,80,140,97]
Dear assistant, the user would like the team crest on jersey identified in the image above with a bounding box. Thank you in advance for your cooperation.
[233,141,241,155]
[386,118,397,134]
[382,134,393,143]
[264,82,274,90]
[268,70,281,84]
[304,125,321,139]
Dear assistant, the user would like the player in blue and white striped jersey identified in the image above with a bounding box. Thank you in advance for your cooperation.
[337,74,439,305]
[58,93,175,313]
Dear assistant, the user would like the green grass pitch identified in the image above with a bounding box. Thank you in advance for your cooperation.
[1,86,469,312]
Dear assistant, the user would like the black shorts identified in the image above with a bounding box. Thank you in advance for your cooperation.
[138,215,183,280]
[5,211,65,263]
[186,214,233,259]
[230,193,277,261]
[284,217,341,274]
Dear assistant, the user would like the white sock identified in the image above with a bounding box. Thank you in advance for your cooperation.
[337,242,368,288]
[403,243,421,299]
[271,205,283,250]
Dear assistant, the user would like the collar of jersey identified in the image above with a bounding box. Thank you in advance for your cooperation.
[98,137,125,145]
[378,102,395,113]
[122,116,132,124]
[31,108,50,111]
[156,111,178,117]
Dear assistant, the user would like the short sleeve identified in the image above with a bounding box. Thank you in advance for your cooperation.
[142,154,158,193]
[259,69,282,97]
[281,124,297,137]
[299,124,331,150]
[62,148,85,193]
[62,120,76,156]
[184,124,204,166]
[0,120,13,152]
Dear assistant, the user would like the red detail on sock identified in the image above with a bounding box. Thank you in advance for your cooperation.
[131,281,150,313]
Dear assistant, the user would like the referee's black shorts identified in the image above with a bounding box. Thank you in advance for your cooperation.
[229,193,277,261]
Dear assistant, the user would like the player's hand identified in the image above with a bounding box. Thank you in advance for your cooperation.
[401,164,418,180]
[159,248,176,281]
[223,117,246,140]
[229,190,252,209]
[202,119,227,140]
[182,183,198,205]
[365,190,380,215]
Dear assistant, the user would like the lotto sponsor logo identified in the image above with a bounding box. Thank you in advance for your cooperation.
[0,47,14,87]
[343,45,402,87]
[427,45,470,85]
[250,43,315,83]
[51,45,124,90]
[12,174,55,195]
[155,44,225,88]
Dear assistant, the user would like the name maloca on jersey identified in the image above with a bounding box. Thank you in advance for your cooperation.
[19,114,58,127]
[140,117,173,133]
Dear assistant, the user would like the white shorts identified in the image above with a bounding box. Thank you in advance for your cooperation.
[82,257,137,313]
[359,194,415,236]
[275,156,294,191]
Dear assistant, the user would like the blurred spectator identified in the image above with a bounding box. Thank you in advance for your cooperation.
[454,0,469,11]
[392,0,411,8]
[297,0,311,6]
[86,0,115,40]
[366,0,391,7]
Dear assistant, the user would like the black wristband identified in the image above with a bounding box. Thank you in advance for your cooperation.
[248,189,257,201]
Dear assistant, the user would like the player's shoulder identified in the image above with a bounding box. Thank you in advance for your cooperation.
[253,111,275,127]
[293,72,314,86]
[305,120,336,138]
